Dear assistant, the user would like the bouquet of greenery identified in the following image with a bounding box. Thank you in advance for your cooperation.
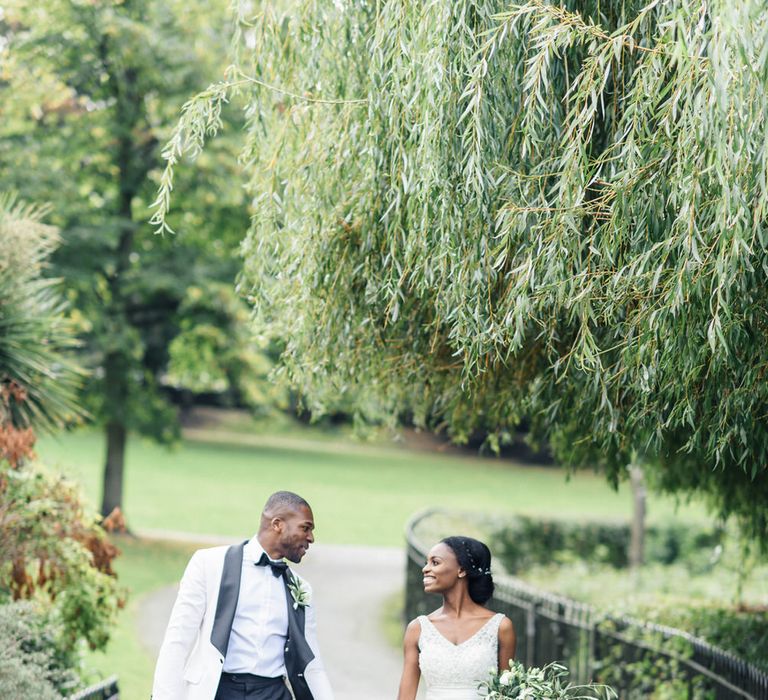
[480,660,616,699]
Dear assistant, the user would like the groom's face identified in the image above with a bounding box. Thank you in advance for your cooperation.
[276,505,316,563]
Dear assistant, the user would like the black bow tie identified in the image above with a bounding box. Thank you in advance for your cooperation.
[256,551,288,577]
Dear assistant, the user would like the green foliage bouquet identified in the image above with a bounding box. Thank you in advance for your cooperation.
[480,661,616,699]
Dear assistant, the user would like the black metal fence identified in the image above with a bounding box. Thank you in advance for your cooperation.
[405,511,768,700]
[69,676,119,700]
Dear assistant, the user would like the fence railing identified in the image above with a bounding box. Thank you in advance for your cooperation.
[405,510,768,700]
[69,676,119,700]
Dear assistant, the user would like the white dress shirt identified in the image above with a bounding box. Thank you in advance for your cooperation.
[223,539,290,675]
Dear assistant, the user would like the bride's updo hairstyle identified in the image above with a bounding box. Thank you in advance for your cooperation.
[441,536,495,604]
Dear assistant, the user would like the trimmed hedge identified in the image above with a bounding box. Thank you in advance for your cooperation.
[490,515,724,572]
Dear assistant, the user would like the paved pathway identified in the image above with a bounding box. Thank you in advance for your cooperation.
[137,535,421,700]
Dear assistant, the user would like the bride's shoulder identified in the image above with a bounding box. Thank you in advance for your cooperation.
[405,613,428,631]
[479,610,512,635]
[405,609,439,634]
[402,617,423,648]
[497,614,516,639]
[489,611,513,627]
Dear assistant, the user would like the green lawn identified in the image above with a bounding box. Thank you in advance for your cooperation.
[37,428,709,546]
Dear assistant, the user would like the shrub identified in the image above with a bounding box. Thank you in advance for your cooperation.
[592,619,711,700]
[0,601,79,699]
[0,460,123,653]
[628,604,768,674]
[489,515,767,671]
[490,516,724,573]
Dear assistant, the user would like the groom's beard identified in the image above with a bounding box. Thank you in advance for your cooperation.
[281,541,310,563]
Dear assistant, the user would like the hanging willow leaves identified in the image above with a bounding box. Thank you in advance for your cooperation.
[155,0,768,545]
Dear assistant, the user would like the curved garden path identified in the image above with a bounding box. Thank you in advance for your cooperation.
[137,534,423,700]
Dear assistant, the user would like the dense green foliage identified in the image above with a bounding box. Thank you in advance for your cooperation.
[493,516,768,670]
[491,516,724,571]
[0,195,120,690]
[631,604,768,674]
[157,0,768,544]
[0,463,122,653]
[1,0,256,516]
[166,283,284,409]
[592,619,711,699]
[0,602,78,700]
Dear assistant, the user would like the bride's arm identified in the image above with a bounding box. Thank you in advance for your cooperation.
[396,619,421,700]
[497,616,517,671]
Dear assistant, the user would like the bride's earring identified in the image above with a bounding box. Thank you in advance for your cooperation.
[458,572,466,578]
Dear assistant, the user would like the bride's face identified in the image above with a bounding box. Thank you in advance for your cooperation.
[422,542,464,593]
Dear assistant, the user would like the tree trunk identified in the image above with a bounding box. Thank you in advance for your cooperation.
[96,37,146,521]
[101,419,127,518]
[629,463,646,570]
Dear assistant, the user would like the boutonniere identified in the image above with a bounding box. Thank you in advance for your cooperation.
[287,574,311,610]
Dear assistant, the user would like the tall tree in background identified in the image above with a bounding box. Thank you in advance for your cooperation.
[156,0,768,545]
[1,0,253,517]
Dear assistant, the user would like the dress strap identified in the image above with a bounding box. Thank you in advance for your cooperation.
[417,615,433,633]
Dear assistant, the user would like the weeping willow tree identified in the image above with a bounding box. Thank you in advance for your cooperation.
[155,0,768,543]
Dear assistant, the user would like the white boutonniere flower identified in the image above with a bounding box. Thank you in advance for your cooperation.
[288,575,311,610]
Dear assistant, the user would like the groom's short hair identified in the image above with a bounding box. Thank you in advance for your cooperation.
[264,490,310,514]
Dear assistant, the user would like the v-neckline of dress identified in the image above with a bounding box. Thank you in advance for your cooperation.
[423,613,500,647]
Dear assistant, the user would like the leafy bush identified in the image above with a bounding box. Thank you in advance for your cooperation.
[0,461,123,653]
[592,619,715,700]
[628,604,768,674]
[490,516,723,572]
[489,515,768,671]
[0,195,120,687]
[0,601,79,699]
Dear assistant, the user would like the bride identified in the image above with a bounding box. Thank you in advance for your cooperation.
[396,536,516,700]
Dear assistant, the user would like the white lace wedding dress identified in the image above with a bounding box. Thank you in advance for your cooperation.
[418,613,504,700]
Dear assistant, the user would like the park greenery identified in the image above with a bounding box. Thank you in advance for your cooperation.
[0,194,80,433]
[1,0,767,695]
[0,197,122,696]
[156,0,768,547]
[0,602,79,700]
[36,425,709,547]
[0,0,263,519]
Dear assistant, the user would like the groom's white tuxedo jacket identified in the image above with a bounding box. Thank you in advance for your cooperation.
[151,541,333,700]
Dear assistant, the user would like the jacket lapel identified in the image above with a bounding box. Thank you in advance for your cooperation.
[282,571,314,664]
[210,541,246,657]
[282,570,316,700]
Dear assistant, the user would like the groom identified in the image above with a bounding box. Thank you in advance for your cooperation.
[151,491,334,700]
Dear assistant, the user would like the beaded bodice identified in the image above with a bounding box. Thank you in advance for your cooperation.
[418,613,503,700]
